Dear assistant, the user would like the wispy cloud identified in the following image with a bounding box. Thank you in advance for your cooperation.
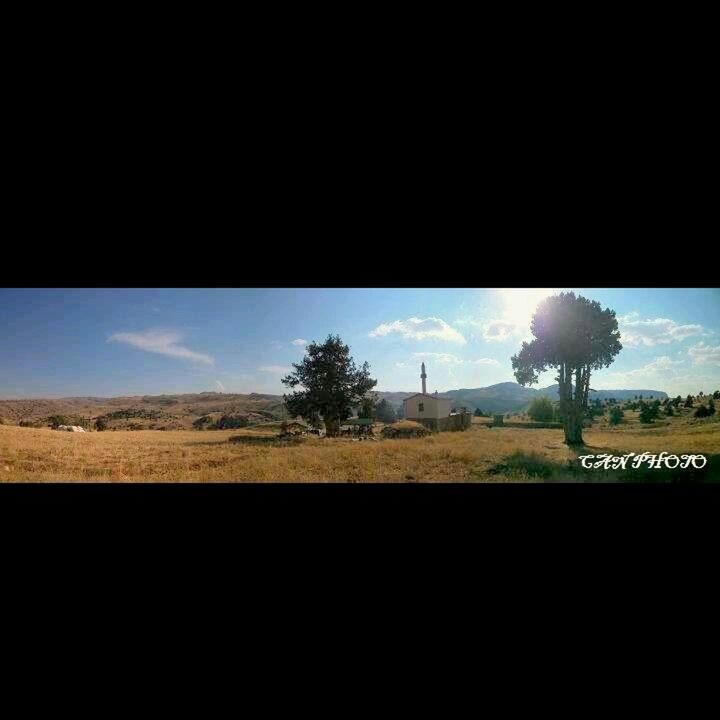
[258,365,291,374]
[482,320,516,342]
[369,317,466,344]
[618,313,705,347]
[291,338,307,346]
[215,380,226,392]
[412,352,500,366]
[688,342,720,366]
[108,329,214,365]
[414,352,461,364]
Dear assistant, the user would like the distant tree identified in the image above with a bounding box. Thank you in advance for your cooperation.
[674,395,682,406]
[639,394,643,400]
[708,399,716,416]
[282,335,377,437]
[664,404,674,417]
[685,394,694,408]
[528,396,555,422]
[713,390,720,399]
[609,406,625,425]
[375,399,396,423]
[512,292,622,445]
[634,395,638,400]
[473,408,484,417]
[639,404,658,423]
[358,394,377,419]
[694,404,710,418]
[698,391,704,398]
[95,418,108,431]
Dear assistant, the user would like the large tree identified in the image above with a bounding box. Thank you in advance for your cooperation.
[511,292,622,445]
[281,335,377,437]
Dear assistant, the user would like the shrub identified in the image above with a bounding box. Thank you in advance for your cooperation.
[709,399,716,416]
[685,395,694,408]
[95,418,107,431]
[694,405,710,418]
[528,396,554,422]
[664,404,674,417]
[639,402,659,423]
[609,407,625,425]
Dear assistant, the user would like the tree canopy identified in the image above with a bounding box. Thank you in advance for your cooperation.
[511,292,622,445]
[281,335,377,437]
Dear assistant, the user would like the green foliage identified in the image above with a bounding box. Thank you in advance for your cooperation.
[511,292,621,445]
[709,399,716,415]
[216,415,249,429]
[375,399,396,423]
[639,401,660,423]
[664,404,674,417]
[694,404,710,418]
[474,408,485,417]
[282,334,377,436]
[47,415,69,429]
[713,390,720,399]
[609,406,625,425]
[527,396,555,422]
[685,395,694,408]
[358,394,377,419]
[95,418,108,431]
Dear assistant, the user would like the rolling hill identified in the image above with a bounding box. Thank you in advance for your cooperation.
[0,383,670,429]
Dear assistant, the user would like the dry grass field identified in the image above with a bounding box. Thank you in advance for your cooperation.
[2,413,719,482]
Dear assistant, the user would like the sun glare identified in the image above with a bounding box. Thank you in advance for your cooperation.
[497,288,557,330]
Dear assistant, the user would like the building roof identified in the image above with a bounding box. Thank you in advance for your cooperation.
[402,393,452,402]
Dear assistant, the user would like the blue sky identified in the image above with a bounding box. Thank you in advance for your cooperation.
[0,288,718,398]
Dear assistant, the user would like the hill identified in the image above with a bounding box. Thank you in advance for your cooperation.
[377,382,668,415]
[0,383,671,429]
[0,392,288,431]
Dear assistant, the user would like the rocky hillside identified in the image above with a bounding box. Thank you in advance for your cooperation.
[0,392,288,431]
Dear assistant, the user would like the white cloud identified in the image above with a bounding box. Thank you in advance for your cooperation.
[619,314,705,347]
[414,352,461,364]
[688,342,720,366]
[411,352,500,366]
[271,341,284,350]
[483,320,516,342]
[108,330,214,365]
[258,365,291,374]
[597,356,684,387]
[291,339,307,346]
[395,362,408,368]
[369,317,466,344]
[215,380,225,392]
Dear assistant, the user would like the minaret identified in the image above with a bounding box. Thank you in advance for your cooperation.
[421,362,427,395]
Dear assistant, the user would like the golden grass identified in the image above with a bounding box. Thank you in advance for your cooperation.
[1,417,719,483]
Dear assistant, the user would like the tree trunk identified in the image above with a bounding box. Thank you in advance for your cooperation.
[564,408,584,445]
[324,417,340,437]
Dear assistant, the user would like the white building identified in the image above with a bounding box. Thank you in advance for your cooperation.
[403,363,452,423]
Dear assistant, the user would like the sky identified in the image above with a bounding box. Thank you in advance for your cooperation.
[0,288,718,399]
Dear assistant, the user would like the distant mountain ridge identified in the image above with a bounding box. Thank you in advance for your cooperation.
[376,383,668,415]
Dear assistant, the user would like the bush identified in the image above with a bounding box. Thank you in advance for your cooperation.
[95,418,107,431]
[639,402,659,423]
[528,396,554,422]
[609,407,625,425]
[664,404,674,417]
[709,399,716,416]
[694,405,710,418]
